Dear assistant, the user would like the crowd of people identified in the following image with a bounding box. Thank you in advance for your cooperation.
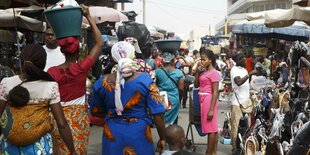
[1,3,305,155]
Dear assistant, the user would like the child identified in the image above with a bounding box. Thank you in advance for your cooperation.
[162,125,192,155]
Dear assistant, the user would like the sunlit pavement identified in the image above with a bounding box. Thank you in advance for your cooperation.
[88,99,232,155]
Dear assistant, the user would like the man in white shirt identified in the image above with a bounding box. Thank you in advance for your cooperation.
[43,27,65,71]
[230,53,256,153]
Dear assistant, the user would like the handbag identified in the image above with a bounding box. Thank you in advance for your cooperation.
[235,92,254,114]
[159,91,171,111]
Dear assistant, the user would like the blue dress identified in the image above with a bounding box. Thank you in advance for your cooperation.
[90,73,165,155]
[155,68,184,124]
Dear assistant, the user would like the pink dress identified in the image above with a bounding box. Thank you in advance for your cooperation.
[199,69,220,133]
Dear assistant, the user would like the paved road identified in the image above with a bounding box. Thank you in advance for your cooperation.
[88,100,232,155]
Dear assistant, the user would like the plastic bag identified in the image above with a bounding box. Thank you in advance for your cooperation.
[117,21,152,48]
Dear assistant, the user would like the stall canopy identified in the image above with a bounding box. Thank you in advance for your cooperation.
[0,8,46,32]
[232,19,310,41]
[264,7,310,28]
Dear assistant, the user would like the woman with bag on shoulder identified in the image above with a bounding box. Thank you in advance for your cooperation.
[230,52,257,153]
[155,52,184,125]
[194,47,220,155]
[0,44,76,154]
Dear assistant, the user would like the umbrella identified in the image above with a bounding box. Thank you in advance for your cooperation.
[232,19,310,41]
[264,7,310,28]
[0,8,46,32]
[82,6,128,24]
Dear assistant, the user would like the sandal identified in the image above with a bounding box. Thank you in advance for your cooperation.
[245,135,259,155]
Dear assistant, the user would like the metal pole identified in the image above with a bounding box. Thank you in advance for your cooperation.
[143,0,146,24]
[13,7,22,74]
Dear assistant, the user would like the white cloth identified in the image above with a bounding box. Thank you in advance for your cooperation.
[0,75,60,104]
[230,66,250,106]
[111,41,136,115]
[60,95,85,106]
[183,55,194,74]
[43,45,65,72]
[216,59,226,70]
[161,150,177,155]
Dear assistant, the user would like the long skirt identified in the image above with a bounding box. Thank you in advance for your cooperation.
[51,105,90,155]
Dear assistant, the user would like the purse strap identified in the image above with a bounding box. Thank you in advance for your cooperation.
[160,68,178,87]
[234,92,241,105]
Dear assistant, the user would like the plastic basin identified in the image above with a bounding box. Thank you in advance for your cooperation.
[154,39,182,52]
[44,6,82,39]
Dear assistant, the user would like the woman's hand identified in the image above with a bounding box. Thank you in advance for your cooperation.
[80,4,90,17]
[207,110,214,120]
[156,139,166,154]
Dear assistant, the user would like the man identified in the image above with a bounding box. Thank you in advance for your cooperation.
[245,50,254,73]
[43,27,65,71]
[230,53,256,153]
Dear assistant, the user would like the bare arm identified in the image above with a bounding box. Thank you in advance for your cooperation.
[234,75,248,86]
[50,103,76,154]
[178,78,184,101]
[153,113,166,153]
[234,70,257,86]
[210,82,219,112]
[194,72,200,88]
[81,5,104,61]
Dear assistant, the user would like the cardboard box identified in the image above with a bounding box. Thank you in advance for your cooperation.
[219,136,231,145]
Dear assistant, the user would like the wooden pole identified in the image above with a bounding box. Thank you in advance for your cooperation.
[121,2,125,11]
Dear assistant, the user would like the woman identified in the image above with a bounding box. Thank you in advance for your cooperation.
[47,5,104,154]
[194,47,220,155]
[90,41,166,155]
[0,44,76,154]
[155,52,184,124]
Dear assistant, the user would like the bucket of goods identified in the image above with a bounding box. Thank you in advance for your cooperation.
[154,39,182,53]
[44,6,82,39]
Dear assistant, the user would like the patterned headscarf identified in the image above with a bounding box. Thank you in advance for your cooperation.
[111,41,138,115]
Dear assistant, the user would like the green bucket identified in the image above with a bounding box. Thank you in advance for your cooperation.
[44,6,82,39]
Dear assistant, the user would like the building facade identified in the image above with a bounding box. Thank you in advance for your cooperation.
[189,27,216,51]
[216,0,292,34]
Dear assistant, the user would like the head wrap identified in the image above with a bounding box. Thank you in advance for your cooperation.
[111,41,138,115]
[162,52,175,63]
[57,37,79,53]
[124,37,142,53]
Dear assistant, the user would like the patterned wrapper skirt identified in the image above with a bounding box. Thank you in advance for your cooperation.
[51,105,90,155]
[1,133,53,155]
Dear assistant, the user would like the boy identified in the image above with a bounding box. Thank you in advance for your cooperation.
[162,125,192,155]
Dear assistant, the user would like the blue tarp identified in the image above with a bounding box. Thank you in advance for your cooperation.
[232,19,310,41]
